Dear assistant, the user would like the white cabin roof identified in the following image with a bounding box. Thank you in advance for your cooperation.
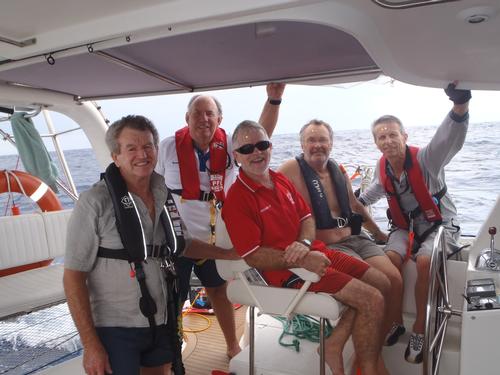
[0,0,499,100]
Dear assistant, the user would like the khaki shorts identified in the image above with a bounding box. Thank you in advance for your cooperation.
[385,220,461,260]
[328,232,385,260]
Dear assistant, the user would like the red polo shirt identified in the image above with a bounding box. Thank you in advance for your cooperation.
[222,168,311,285]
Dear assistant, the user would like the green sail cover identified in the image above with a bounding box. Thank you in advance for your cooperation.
[10,113,59,192]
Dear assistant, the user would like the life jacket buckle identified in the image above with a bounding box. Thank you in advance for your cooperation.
[214,199,223,211]
[151,244,160,258]
[161,258,177,279]
[200,191,215,202]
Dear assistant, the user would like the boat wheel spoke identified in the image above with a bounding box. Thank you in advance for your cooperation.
[424,226,453,375]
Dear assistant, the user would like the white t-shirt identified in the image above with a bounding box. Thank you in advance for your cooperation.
[156,134,238,242]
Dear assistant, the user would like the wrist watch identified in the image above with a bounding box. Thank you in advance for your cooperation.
[299,239,312,248]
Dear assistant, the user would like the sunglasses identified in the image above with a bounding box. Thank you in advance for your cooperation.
[235,140,272,155]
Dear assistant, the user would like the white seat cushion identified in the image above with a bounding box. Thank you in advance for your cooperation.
[0,264,65,319]
[42,209,72,259]
[0,210,72,318]
[0,213,50,269]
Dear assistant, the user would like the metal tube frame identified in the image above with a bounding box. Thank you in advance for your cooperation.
[249,305,255,375]
[320,318,326,375]
[0,115,79,202]
[423,226,462,375]
[42,109,78,197]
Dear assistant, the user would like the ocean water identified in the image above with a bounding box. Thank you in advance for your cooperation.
[1,121,499,236]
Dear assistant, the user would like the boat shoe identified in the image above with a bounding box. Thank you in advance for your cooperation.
[384,323,406,346]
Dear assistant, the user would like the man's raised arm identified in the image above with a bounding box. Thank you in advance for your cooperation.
[445,81,471,116]
[259,83,286,137]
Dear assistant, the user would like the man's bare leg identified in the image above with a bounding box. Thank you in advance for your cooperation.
[385,250,405,326]
[357,266,392,374]
[413,255,431,334]
[332,279,384,375]
[205,284,241,358]
[321,308,356,375]
[364,255,403,335]
[142,363,171,375]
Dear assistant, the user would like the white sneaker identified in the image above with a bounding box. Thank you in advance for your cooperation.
[405,332,424,364]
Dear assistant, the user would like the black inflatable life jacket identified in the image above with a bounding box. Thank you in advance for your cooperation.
[296,155,362,234]
[98,163,187,374]
[97,163,186,327]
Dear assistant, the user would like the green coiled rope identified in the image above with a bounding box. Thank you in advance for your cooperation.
[273,315,333,352]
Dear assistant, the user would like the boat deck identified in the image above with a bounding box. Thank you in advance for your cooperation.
[182,306,247,375]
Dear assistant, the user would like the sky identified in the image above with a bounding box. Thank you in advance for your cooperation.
[1,78,500,155]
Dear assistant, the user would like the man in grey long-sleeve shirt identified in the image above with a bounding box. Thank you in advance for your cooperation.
[358,82,471,364]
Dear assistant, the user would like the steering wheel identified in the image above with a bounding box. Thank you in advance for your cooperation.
[423,226,462,375]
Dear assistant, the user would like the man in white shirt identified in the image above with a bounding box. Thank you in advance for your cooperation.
[156,83,285,357]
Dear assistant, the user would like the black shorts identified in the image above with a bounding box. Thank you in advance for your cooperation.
[176,256,225,302]
[96,325,173,374]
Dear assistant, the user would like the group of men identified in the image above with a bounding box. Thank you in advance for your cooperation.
[63,82,471,375]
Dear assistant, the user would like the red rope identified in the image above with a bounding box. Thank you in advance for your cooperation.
[2,157,21,216]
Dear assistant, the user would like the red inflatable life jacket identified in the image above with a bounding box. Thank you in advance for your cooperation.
[175,127,228,202]
[379,146,442,230]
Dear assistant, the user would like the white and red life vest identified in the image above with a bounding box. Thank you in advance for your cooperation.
[175,127,228,202]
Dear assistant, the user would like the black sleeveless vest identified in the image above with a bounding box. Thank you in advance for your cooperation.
[296,155,356,231]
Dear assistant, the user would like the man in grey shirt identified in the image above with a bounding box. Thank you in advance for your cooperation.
[64,115,238,375]
[358,82,471,364]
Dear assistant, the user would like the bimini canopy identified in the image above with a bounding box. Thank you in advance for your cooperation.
[0,21,380,100]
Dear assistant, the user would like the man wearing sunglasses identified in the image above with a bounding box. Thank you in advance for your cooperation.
[155,83,285,358]
[278,119,403,351]
[222,120,390,375]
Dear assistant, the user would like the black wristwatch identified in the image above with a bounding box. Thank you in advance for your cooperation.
[299,239,312,248]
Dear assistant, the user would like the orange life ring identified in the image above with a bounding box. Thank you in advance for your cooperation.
[0,170,62,212]
[0,170,63,277]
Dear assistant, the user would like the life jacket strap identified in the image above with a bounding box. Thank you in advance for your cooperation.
[411,221,442,255]
[134,262,158,342]
[171,189,215,202]
[408,185,447,219]
[97,245,168,260]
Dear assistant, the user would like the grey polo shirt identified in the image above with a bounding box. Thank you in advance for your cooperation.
[65,172,181,328]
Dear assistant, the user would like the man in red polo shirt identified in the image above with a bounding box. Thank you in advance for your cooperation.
[222,120,390,375]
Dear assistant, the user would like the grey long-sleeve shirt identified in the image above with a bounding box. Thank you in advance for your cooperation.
[359,111,469,231]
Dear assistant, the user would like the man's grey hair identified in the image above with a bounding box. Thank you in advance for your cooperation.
[187,94,223,115]
[105,115,159,154]
[299,119,334,143]
[371,115,406,139]
[232,120,268,147]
